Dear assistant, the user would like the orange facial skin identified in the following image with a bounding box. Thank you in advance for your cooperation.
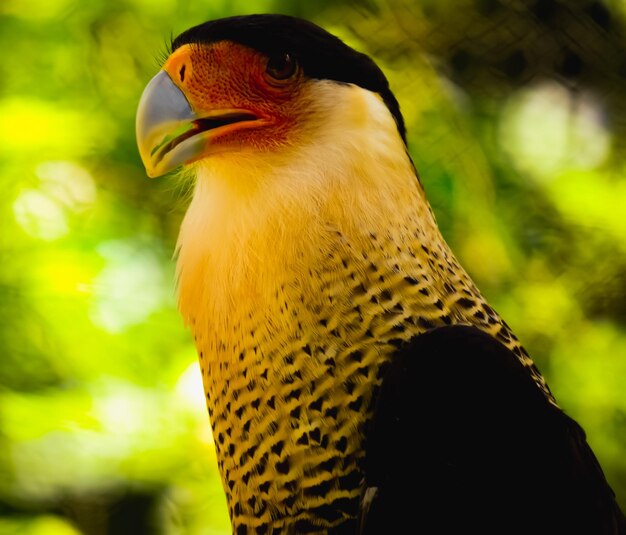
[162,42,307,157]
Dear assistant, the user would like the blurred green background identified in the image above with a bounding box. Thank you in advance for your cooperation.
[1,0,625,533]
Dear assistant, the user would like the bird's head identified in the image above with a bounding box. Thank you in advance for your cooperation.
[136,14,407,178]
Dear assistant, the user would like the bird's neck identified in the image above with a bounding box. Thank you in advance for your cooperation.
[175,144,442,530]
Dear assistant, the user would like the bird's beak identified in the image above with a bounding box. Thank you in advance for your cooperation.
[136,45,263,178]
[136,70,199,178]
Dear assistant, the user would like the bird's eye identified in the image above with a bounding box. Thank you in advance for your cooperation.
[266,53,298,82]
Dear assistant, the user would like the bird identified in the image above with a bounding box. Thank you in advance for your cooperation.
[135,14,626,535]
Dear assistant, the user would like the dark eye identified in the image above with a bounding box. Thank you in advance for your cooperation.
[266,53,297,81]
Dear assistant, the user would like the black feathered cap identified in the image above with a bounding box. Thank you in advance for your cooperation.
[171,14,407,143]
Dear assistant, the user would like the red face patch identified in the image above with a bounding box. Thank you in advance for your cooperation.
[162,42,307,153]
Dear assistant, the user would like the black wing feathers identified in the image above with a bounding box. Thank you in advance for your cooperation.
[361,325,626,534]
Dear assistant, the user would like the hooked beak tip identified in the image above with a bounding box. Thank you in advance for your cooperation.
[136,70,196,178]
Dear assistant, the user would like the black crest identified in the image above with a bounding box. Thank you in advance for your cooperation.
[172,14,407,143]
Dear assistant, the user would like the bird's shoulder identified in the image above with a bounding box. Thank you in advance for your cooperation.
[360,324,626,535]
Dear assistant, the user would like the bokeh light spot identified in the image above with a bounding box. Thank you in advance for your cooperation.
[499,82,611,180]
